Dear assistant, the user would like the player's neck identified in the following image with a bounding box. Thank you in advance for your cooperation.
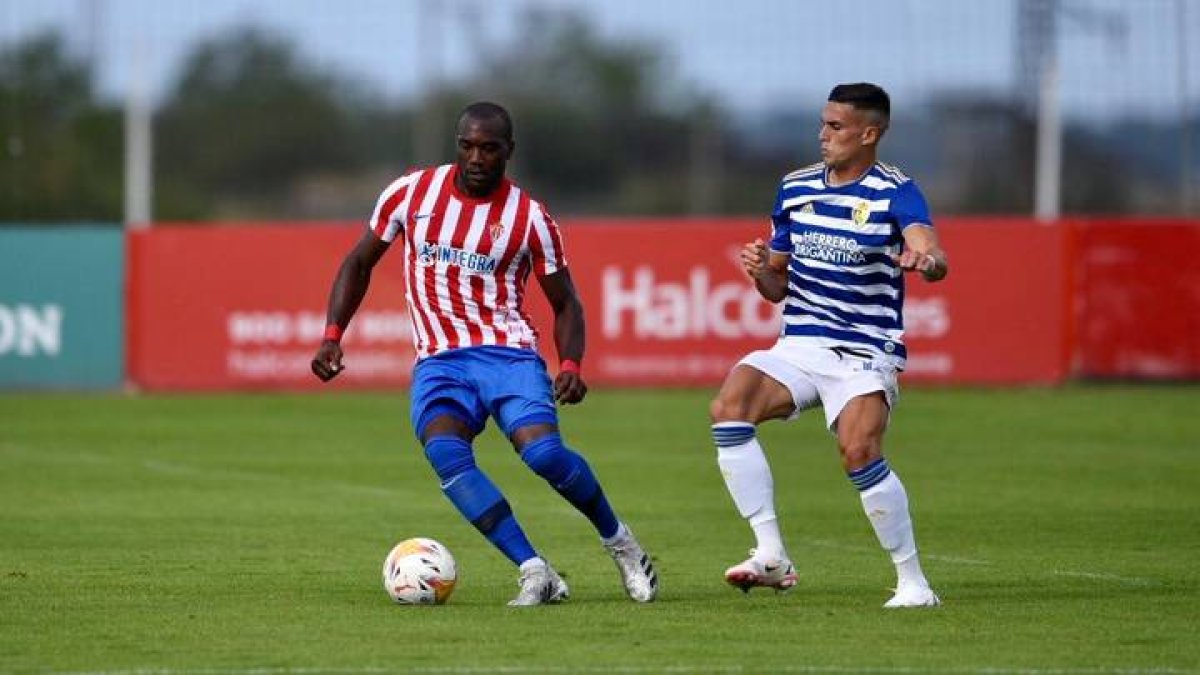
[825,157,876,187]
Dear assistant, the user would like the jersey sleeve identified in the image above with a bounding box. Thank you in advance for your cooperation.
[892,180,934,231]
[367,175,415,242]
[528,203,567,276]
[768,184,792,252]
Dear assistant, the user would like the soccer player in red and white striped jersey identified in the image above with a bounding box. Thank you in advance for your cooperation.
[366,149,566,358]
[312,102,657,606]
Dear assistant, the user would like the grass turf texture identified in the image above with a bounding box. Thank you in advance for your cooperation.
[1,386,1197,674]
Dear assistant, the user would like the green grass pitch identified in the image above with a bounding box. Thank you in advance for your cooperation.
[2,385,1197,673]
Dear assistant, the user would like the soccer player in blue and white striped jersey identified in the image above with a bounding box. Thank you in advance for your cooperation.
[710,83,947,608]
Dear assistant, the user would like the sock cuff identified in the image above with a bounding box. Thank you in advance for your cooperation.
[519,432,564,458]
[600,522,628,546]
[848,457,892,492]
[747,511,778,527]
[424,434,471,451]
[518,557,546,572]
[711,422,755,448]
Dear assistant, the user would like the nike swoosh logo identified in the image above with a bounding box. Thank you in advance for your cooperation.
[414,213,434,220]
[764,564,779,572]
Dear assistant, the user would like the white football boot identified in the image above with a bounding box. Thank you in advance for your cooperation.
[508,561,570,607]
[724,550,797,593]
[603,525,659,602]
[883,583,941,608]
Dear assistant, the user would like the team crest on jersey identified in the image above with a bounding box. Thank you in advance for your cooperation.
[852,200,871,226]
[799,203,815,215]
[489,220,506,240]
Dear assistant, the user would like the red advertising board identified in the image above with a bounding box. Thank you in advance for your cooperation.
[128,218,1075,391]
[1072,219,1200,379]
[127,224,416,390]
[528,218,1070,386]
[901,218,1070,384]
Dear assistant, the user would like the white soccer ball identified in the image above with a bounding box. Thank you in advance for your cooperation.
[381,537,457,605]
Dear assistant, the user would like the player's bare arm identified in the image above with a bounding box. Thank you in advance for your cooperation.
[312,231,391,382]
[741,238,789,303]
[537,268,588,405]
[893,224,948,282]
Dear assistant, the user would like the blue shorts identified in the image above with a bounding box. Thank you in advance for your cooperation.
[409,346,559,439]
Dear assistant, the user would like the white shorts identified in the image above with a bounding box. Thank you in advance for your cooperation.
[738,341,900,431]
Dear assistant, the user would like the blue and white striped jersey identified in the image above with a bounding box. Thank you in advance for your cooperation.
[768,161,933,366]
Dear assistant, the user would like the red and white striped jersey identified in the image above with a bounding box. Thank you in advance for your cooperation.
[367,164,567,359]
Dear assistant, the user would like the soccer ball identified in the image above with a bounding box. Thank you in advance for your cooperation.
[381,537,457,605]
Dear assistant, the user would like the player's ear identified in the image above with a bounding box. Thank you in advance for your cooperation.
[505,138,516,160]
[861,125,882,147]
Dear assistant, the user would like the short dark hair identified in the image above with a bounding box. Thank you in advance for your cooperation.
[828,83,890,126]
[458,101,514,142]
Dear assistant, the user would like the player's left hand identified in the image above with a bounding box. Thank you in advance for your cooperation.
[554,371,587,405]
[311,341,345,382]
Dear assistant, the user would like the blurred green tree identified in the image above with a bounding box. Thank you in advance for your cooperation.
[155,27,375,219]
[435,9,746,215]
[0,33,122,222]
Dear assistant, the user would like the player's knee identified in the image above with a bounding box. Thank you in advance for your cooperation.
[418,410,475,444]
[709,394,750,423]
[509,421,558,451]
[423,435,475,483]
[838,438,880,471]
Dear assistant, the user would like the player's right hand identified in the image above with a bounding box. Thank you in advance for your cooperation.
[740,238,769,280]
[311,341,345,382]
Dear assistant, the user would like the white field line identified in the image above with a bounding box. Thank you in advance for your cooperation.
[1050,569,1162,587]
[0,443,402,500]
[56,665,1198,675]
[801,538,1160,587]
[0,441,116,466]
[138,458,401,499]
[804,537,992,565]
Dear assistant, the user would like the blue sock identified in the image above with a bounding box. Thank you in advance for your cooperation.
[520,433,620,539]
[424,435,537,565]
[847,456,892,492]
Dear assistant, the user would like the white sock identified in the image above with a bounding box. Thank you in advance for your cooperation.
[895,551,929,589]
[601,522,628,547]
[714,423,787,561]
[518,557,546,573]
[750,518,786,563]
[860,471,928,588]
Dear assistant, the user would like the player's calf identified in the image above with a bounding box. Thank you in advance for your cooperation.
[519,432,620,537]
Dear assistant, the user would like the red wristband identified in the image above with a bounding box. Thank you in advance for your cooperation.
[323,324,344,343]
[560,359,581,375]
